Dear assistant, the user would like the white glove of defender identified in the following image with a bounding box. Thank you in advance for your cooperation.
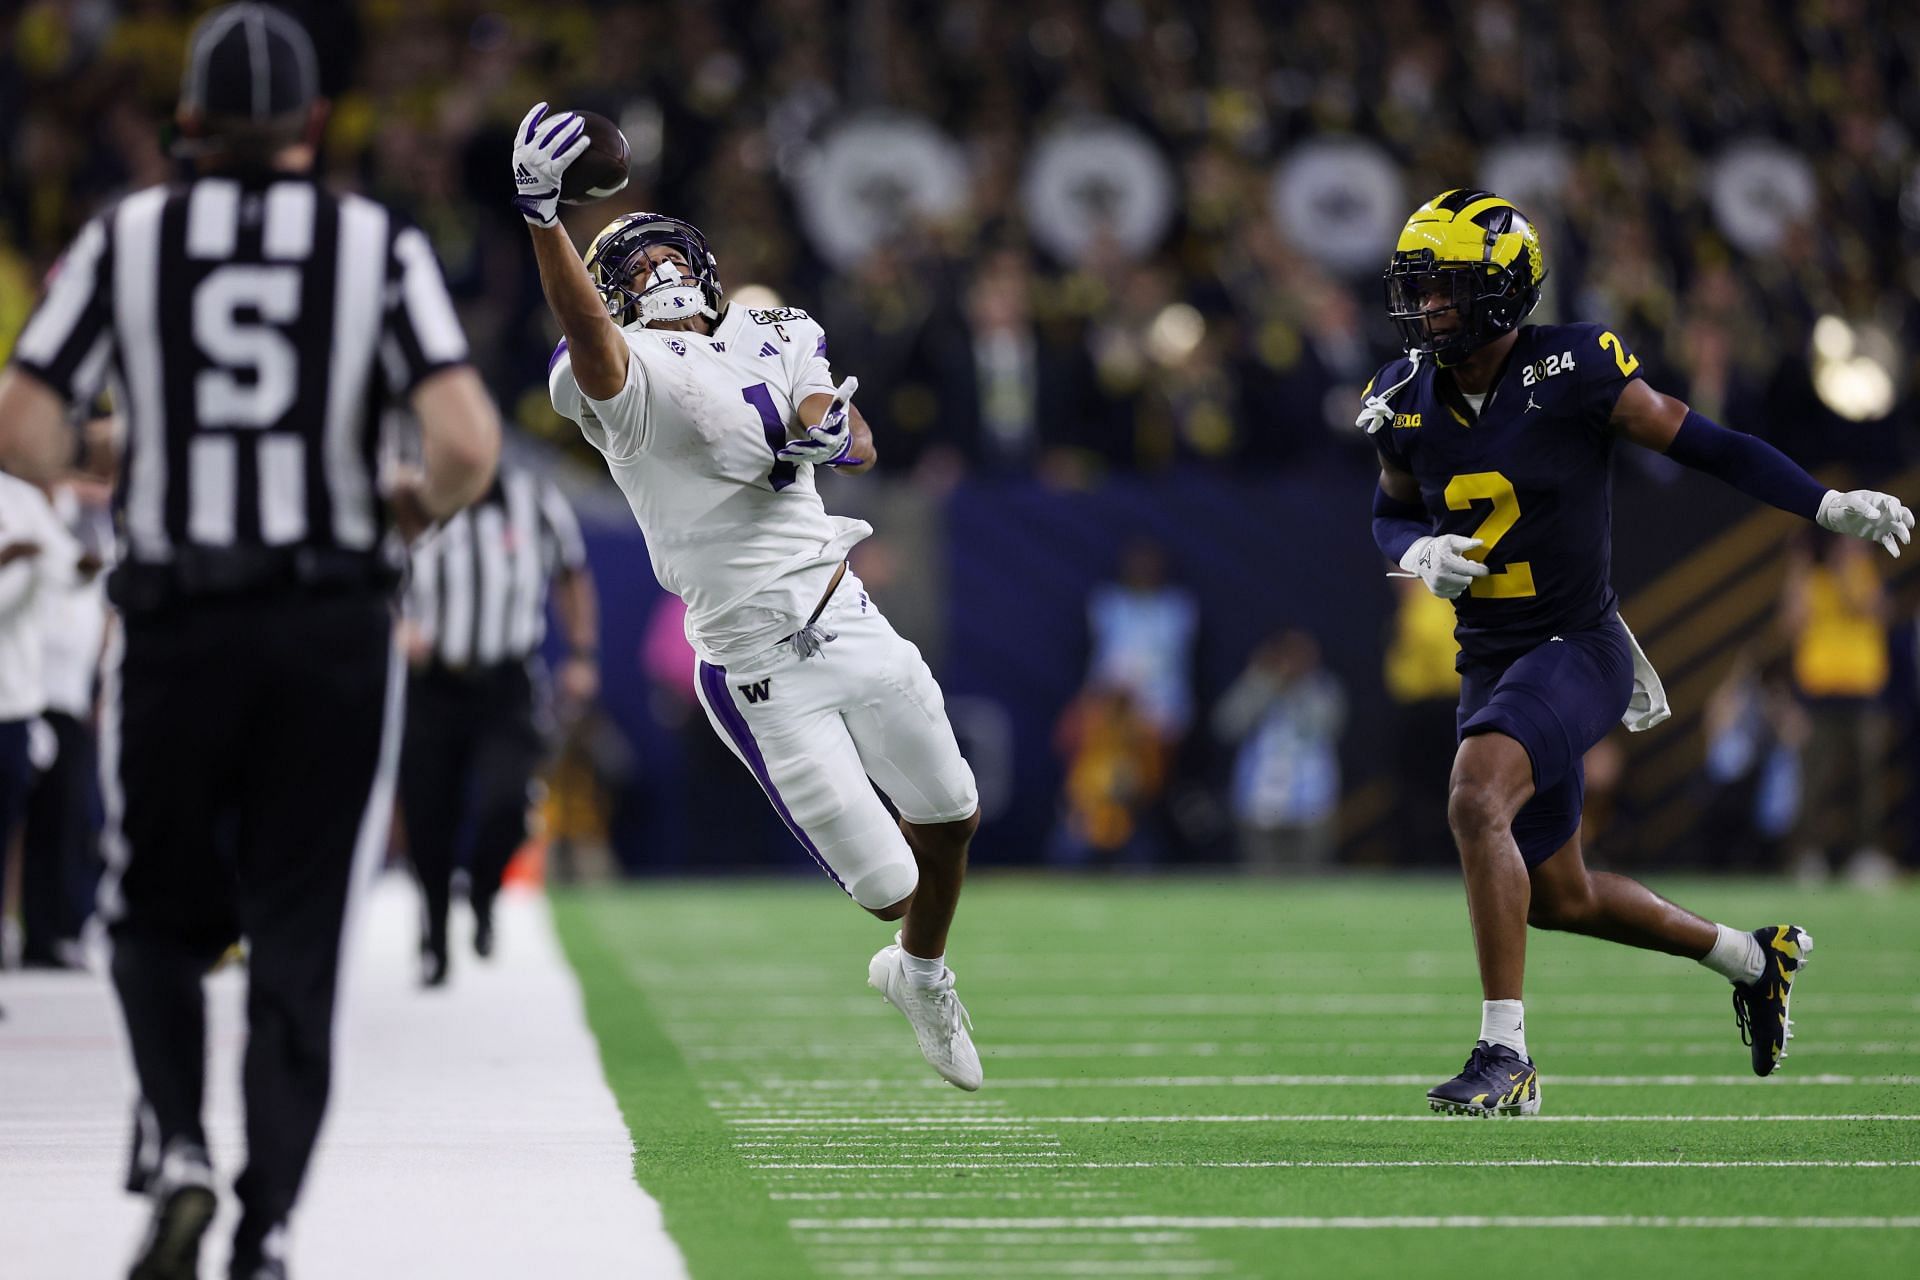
[512,103,591,228]
[777,376,860,466]
[1815,488,1914,558]
[1618,617,1669,732]
[1400,534,1489,599]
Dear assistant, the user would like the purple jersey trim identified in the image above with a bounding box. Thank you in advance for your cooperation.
[697,660,850,895]
[548,338,569,373]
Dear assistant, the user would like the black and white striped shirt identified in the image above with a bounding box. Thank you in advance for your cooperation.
[406,467,586,670]
[10,172,467,568]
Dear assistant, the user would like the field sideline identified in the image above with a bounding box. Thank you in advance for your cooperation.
[553,875,1920,1279]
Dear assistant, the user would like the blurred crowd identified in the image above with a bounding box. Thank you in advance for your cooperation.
[1046,527,1915,882]
[4,0,1916,485]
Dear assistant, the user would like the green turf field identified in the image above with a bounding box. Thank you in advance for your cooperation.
[552,876,1920,1279]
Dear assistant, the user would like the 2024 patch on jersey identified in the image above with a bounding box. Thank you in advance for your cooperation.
[1372,322,1645,664]
[548,305,870,666]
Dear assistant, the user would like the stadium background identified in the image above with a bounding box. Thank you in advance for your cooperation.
[5,0,1917,879]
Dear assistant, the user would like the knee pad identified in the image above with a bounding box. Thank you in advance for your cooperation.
[848,858,918,912]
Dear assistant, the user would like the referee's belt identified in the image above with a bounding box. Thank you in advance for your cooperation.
[108,546,401,614]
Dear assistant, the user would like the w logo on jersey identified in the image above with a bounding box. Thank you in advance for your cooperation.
[738,679,772,703]
[758,342,779,358]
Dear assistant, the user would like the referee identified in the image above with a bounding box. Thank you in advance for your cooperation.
[0,7,499,1280]
[401,461,598,986]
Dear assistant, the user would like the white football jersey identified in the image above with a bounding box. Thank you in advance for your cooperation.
[549,304,871,665]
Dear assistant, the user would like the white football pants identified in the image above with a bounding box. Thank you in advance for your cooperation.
[693,575,978,910]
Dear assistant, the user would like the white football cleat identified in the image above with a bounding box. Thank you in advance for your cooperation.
[867,935,983,1091]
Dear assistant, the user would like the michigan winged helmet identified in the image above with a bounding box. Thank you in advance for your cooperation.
[1383,189,1547,366]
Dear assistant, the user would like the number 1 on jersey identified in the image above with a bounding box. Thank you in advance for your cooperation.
[741,383,798,491]
[1443,471,1536,599]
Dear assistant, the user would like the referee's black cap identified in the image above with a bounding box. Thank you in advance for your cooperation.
[180,3,319,123]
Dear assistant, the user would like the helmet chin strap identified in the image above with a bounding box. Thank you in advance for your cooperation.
[636,258,716,325]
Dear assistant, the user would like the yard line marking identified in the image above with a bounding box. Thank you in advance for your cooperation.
[751,1159,1920,1171]
[752,1162,1070,1170]
[790,1215,1920,1231]
[729,1113,1920,1127]
[803,1230,1197,1245]
[733,1141,1062,1149]
[769,1191,1126,1201]
[729,1073,1920,1091]
[681,1040,1920,1061]
[660,993,1920,1018]
[756,1159,1912,1174]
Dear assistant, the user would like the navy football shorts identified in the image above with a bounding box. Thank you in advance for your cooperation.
[1456,616,1634,867]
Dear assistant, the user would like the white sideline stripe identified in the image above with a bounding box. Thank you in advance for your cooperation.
[791,1215,1920,1231]
[727,1073,1920,1091]
[750,1159,1920,1171]
[729,1113,1920,1127]
[0,878,690,1277]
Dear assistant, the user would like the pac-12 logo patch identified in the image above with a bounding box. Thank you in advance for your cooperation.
[666,338,688,356]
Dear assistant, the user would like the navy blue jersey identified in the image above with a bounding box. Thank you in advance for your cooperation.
[1371,322,1645,664]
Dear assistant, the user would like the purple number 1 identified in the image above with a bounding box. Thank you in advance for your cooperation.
[741,383,798,491]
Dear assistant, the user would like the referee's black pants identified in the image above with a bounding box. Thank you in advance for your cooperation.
[104,591,399,1250]
[400,660,542,958]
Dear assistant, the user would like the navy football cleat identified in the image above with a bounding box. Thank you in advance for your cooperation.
[1731,924,1813,1077]
[1427,1040,1541,1116]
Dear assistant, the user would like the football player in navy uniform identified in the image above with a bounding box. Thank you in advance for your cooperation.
[1362,190,1913,1116]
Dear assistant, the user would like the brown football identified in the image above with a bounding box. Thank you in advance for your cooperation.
[560,111,631,205]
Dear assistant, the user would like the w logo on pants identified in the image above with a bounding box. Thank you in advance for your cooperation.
[738,679,772,704]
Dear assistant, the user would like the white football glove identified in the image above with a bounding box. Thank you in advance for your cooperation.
[1815,488,1915,558]
[512,103,591,228]
[776,376,860,466]
[1618,617,1670,733]
[1399,534,1489,599]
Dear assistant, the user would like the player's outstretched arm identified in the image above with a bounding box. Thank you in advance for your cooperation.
[1611,380,1914,557]
[513,104,627,402]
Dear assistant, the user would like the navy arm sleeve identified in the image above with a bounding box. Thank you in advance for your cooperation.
[1373,483,1429,565]
[1663,410,1827,520]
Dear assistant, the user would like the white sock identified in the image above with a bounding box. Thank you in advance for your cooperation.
[1701,923,1765,984]
[1480,999,1528,1059]
[900,948,947,987]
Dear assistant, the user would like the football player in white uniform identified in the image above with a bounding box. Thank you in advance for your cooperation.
[512,104,983,1089]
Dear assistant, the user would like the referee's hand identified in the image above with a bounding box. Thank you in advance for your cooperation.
[385,474,434,544]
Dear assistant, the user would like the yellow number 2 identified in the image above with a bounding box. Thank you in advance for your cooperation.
[1599,330,1639,377]
[1443,471,1537,599]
